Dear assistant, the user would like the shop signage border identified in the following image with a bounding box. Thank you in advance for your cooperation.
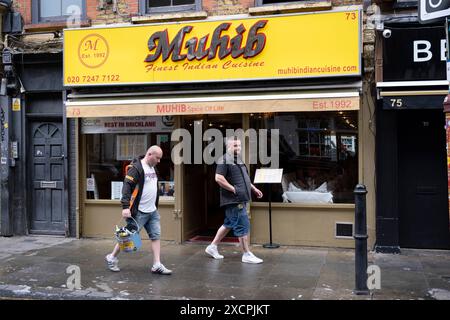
[66,93,360,118]
[63,9,362,87]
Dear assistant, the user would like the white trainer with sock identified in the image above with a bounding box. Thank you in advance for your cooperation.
[151,263,172,275]
[205,244,224,259]
[105,254,120,272]
[242,252,263,264]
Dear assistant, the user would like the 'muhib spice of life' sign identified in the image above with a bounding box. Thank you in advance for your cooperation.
[63,9,361,86]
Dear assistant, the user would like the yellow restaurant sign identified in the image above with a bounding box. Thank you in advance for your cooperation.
[64,9,361,86]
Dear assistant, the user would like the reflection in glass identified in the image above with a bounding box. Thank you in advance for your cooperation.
[40,0,83,18]
[158,181,175,197]
[250,111,358,204]
[149,0,171,7]
[62,0,83,14]
[86,133,174,200]
[40,0,61,17]
[173,0,195,5]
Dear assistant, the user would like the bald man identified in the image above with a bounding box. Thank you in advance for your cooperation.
[106,146,172,275]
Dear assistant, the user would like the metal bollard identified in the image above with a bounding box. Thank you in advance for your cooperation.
[353,184,369,295]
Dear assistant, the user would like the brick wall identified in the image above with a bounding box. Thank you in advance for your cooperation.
[332,0,362,6]
[204,0,254,15]
[89,0,139,25]
[12,0,139,25]
[13,0,31,24]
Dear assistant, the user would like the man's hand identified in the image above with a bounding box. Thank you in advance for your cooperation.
[216,174,236,194]
[122,208,131,218]
[252,186,263,199]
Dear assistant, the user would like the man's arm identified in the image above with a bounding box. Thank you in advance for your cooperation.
[215,160,235,193]
[121,166,138,217]
[251,184,263,199]
[215,174,236,194]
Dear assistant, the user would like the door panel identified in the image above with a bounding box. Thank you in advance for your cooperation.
[51,189,63,222]
[29,122,65,234]
[398,110,450,249]
[34,190,46,221]
[182,114,243,241]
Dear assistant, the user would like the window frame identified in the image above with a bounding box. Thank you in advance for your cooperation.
[139,0,201,15]
[255,0,307,6]
[32,0,87,24]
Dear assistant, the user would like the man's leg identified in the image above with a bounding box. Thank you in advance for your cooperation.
[211,225,230,245]
[106,243,121,271]
[151,239,161,265]
[150,238,172,275]
[205,225,230,259]
[147,211,171,274]
[111,243,120,257]
[238,210,263,264]
[106,216,136,272]
[238,234,250,253]
[240,233,263,264]
[143,210,160,264]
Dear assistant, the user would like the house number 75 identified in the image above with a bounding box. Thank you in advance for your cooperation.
[390,99,403,108]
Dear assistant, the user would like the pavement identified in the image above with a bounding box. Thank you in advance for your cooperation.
[0,235,450,301]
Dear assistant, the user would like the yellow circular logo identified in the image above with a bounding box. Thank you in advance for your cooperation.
[78,34,109,68]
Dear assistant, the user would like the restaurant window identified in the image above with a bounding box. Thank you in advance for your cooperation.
[250,111,358,204]
[32,0,86,23]
[83,116,175,200]
[139,0,201,14]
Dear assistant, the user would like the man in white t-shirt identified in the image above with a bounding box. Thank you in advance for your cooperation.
[106,145,172,275]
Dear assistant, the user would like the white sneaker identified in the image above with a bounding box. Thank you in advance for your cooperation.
[151,263,172,275]
[205,244,224,259]
[105,254,120,272]
[242,252,263,264]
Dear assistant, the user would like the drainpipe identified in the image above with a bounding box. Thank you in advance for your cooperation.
[0,0,12,236]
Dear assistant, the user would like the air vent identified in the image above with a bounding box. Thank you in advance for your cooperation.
[335,222,353,239]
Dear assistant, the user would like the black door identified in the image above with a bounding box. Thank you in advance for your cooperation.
[29,122,65,235]
[398,110,450,249]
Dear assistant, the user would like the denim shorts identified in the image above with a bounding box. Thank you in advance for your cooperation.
[127,210,161,240]
[223,203,250,237]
